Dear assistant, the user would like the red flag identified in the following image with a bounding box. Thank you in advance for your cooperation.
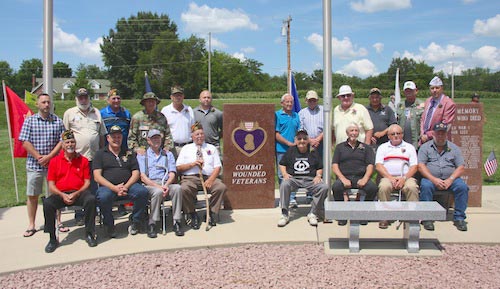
[3,84,33,157]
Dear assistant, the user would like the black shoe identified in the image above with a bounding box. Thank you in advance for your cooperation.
[118,204,128,216]
[128,222,139,235]
[208,212,217,227]
[337,220,347,226]
[190,213,200,230]
[75,218,84,226]
[106,225,116,238]
[360,221,368,226]
[85,233,97,247]
[147,223,157,238]
[45,240,59,253]
[173,221,184,236]
[453,220,468,231]
[422,221,435,231]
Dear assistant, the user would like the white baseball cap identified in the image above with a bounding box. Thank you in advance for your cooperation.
[305,90,319,100]
[403,81,417,90]
[337,85,353,97]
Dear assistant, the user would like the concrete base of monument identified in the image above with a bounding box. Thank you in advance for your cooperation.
[324,238,443,256]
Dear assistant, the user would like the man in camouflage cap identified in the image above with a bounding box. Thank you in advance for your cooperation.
[128,92,173,155]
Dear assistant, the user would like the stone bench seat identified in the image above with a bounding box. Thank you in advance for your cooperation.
[324,201,446,253]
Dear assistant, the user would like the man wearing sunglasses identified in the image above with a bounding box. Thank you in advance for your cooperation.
[277,129,328,227]
[375,124,419,229]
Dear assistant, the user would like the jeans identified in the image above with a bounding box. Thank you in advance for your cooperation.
[96,183,149,226]
[276,152,297,202]
[420,177,469,221]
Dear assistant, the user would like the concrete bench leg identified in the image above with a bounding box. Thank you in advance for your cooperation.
[403,221,420,253]
[348,221,360,253]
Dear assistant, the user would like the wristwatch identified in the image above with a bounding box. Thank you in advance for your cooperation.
[449,176,455,181]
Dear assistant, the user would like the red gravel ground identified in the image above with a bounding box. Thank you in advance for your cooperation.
[1,243,499,288]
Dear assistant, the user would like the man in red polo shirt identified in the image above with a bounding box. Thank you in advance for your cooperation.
[43,130,97,253]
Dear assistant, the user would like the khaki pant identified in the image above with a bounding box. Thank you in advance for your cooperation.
[180,175,226,214]
[378,177,419,201]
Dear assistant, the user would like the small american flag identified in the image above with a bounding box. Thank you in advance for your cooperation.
[484,150,498,177]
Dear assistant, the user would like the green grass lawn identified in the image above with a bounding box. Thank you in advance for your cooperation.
[1,94,498,207]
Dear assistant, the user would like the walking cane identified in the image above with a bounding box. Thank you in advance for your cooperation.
[157,165,169,235]
[396,161,409,230]
[198,166,211,231]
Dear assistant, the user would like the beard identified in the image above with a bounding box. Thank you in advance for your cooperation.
[76,99,91,111]
[66,147,75,153]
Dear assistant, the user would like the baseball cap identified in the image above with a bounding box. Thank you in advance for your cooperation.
[305,90,319,100]
[433,122,448,131]
[403,81,417,90]
[337,85,353,97]
[108,125,122,134]
[171,86,184,95]
[296,129,308,136]
[147,129,161,138]
[368,87,382,96]
[76,88,88,97]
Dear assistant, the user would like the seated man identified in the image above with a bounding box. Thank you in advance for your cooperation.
[332,123,377,226]
[418,122,469,232]
[43,130,97,253]
[375,124,419,229]
[277,129,328,227]
[94,125,149,238]
[176,122,226,229]
[137,129,184,238]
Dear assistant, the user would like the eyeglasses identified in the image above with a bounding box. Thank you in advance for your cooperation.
[297,137,309,140]
[389,132,403,136]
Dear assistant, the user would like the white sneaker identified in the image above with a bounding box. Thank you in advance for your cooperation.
[277,214,289,227]
[307,213,318,226]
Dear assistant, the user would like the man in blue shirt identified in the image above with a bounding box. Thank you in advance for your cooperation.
[100,89,131,151]
[275,93,300,207]
[418,122,469,232]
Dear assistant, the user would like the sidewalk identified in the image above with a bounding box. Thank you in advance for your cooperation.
[1,186,499,275]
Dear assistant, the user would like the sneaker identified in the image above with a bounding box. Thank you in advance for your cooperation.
[277,214,289,227]
[289,199,298,209]
[128,222,139,235]
[117,204,128,216]
[422,221,435,231]
[307,213,318,226]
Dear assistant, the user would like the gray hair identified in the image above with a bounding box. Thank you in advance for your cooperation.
[345,122,359,133]
[281,93,293,102]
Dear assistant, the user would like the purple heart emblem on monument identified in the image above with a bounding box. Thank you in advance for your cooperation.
[231,121,267,157]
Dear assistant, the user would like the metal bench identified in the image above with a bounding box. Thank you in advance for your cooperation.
[324,201,446,253]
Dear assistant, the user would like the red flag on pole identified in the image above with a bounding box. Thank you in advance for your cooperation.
[3,84,33,157]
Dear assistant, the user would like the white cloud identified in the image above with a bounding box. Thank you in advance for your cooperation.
[471,46,500,69]
[337,59,378,78]
[241,47,255,53]
[306,33,368,59]
[232,52,246,62]
[181,3,258,34]
[350,0,411,13]
[209,37,227,49]
[373,42,384,53]
[473,14,500,37]
[53,22,102,60]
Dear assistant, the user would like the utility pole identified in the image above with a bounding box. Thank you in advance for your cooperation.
[282,15,292,92]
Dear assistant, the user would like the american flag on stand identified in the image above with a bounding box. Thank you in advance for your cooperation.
[484,150,498,177]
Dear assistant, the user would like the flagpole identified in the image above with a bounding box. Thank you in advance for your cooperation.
[2,80,20,202]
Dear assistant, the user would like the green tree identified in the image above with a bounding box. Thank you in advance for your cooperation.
[53,61,72,78]
[14,58,43,94]
[71,69,94,97]
[75,63,108,79]
[0,60,14,86]
[101,12,178,98]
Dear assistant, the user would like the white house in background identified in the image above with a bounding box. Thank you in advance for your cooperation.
[32,78,111,100]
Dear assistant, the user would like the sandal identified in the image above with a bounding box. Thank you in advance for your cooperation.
[23,228,37,237]
[58,224,70,233]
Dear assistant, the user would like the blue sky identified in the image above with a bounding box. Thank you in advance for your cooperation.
[1,0,499,78]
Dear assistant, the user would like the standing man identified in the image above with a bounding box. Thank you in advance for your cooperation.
[277,129,328,228]
[418,122,469,232]
[94,126,149,238]
[470,93,480,104]
[193,90,223,153]
[100,88,131,151]
[420,76,456,144]
[299,90,324,157]
[176,122,226,229]
[161,86,195,156]
[275,93,300,207]
[375,124,419,229]
[63,87,106,224]
[366,88,396,148]
[397,81,424,148]
[19,93,64,237]
[43,130,97,253]
[137,129,184,238]
[333,85,373,145]
[332,123,377,226]
[128,92,173,155]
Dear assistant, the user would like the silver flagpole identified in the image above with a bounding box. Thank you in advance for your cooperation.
[43,0,54,112]
[322,0,333,200]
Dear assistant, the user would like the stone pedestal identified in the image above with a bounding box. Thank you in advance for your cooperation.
[450,103,483,207]
[222,104,276,209]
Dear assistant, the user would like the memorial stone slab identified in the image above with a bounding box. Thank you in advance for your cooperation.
[450,103,483,207]
[222,104,276,209]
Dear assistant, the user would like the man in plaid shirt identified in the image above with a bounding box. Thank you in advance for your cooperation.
[19,93,64,237]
